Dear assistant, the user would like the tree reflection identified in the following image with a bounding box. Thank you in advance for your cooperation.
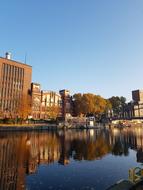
[72,135,111,161]
[0,128,143,189]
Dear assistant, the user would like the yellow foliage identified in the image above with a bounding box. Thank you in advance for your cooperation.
[73,93,108,116]
[45,105,60,119]
[16,94,32,119]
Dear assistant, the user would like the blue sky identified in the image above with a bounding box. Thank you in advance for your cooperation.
[0,0,143,101]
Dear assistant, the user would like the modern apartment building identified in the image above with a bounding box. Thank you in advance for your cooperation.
[0,53,32,117]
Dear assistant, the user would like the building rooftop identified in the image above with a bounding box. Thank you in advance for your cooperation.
[32,82,41,86]
[42,90,61,96]
[0,56,32,68]
[132,89,143,92]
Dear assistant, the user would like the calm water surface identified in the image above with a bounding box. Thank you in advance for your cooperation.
[0,127,143,190]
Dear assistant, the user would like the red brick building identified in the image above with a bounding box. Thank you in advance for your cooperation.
[59,89,72,119]
[0,53,32,117]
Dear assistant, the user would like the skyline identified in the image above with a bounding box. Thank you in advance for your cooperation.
[0,0,143,101]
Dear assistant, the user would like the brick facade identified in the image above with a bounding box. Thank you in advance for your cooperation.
[0,54,32,118]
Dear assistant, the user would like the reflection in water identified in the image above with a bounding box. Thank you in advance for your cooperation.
[0,127,143,189]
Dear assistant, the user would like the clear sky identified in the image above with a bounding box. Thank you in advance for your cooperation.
[0,0,143,101]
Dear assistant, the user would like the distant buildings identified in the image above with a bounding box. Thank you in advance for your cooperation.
[132,90,143,117]
[31,83,72,119]
[59,89,73,118]
[0,53,73,120]
[41,90,62,119]
[31,83,42,119]
[1,52,143,120]
[132,90,143,102]
[31,82,63,119]
[120,89,143,119]
[0,53,32,117]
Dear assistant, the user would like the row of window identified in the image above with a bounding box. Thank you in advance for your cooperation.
[0,63,24,103]
[1,88,22,100]
[2,63,24,80]
[0,99,20,111]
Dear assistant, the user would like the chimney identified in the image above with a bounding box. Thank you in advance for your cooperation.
[5,52,11,59]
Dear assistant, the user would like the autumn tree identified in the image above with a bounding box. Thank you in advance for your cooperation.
[93,95,107,115]
[82,93,97,114]
[73,93,83,116]
[105,99,112,112]
[0,103,3,118]
[45,105,60,120]
[16,94,32,120]
[73,93,108,117]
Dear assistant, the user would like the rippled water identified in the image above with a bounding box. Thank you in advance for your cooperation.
[0,127,143,190]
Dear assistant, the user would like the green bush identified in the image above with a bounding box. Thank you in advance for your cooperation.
[0,119,4,124]
[2,118,15,124]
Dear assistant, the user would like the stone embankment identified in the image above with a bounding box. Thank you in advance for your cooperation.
[0,123,57,131]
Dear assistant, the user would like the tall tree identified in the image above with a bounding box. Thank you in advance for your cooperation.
[17,94,32,120]
[45,105,60,119]
[73,93,83,116]
[73,93,108,117]
[108,96,126,116]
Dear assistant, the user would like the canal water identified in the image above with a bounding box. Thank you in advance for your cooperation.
[0,127,143,190]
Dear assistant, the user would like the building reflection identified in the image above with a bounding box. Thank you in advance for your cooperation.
[1,127,143,189]
[0,132,60,190]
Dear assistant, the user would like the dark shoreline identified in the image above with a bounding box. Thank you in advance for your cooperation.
[0,124,58,131]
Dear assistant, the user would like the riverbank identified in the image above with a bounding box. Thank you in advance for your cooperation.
[0,123,103,131]
[0,123,57,131]
[0,122,142,132]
